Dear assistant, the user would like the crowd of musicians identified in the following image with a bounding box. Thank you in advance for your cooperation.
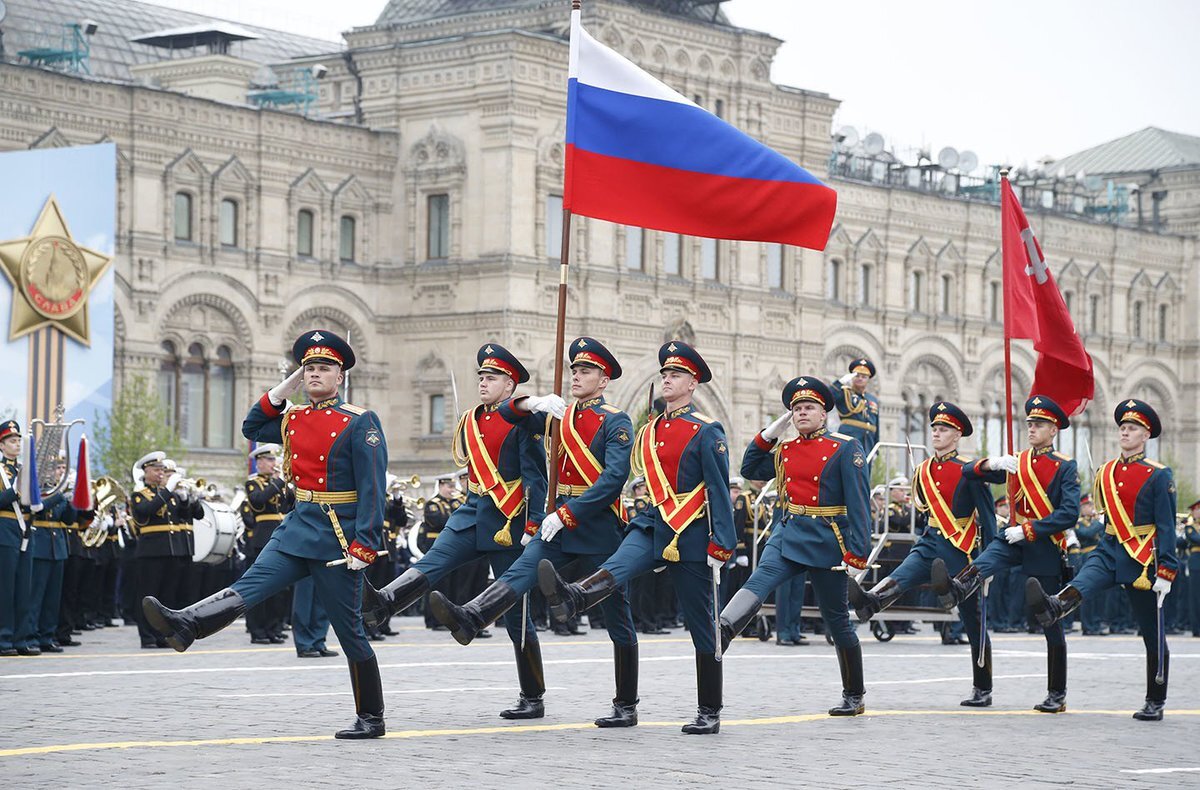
[2,331,1196,737]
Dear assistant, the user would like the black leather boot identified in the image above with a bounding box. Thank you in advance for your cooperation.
[849,577,903,623]
[430,582,518,646]
[501,640,546,719]
[595,643,639,727]
[681,652,722,734]
[1133,650,1168,721]
[142,589,246,652]
[961,641,993,707]
[335,655,386,739]
[718,588,763,653]
[829,643,866,716]
[1025,579,1083,628]
[362,568,429,631]
[931,560,980,609]
[537,560,617,625]
[1033,643,1067,713]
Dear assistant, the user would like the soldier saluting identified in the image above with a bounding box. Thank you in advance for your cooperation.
[849,402,997,706]
[143,330,389,739]
[932,395,1079,714]
[719,376,871,717]
[539,341,735,735]
[1026,399,1178,720]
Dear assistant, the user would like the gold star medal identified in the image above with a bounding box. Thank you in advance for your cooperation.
[0,195,112,345]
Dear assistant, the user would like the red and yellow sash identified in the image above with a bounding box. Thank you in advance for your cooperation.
[460,408,524,545]
[916,459,977,554]
[1097,459,1155,567]
[560,403,625,522]
[1010,449,1067,551]
[636,415,705,561]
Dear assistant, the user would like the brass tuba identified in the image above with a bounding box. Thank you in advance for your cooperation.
[83,475,128,548]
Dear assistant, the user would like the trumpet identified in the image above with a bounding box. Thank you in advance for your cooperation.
[388,474,422,495]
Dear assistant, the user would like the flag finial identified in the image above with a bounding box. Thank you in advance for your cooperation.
[999,167,1010,179]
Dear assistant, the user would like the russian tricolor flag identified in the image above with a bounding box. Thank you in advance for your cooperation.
[565,8,837,251]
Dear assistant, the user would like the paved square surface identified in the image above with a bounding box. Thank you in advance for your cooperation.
[2,618,1197,788]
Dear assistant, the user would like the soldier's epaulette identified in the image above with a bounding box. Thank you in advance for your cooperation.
[601,404,621,414]
[1145,458,1165,469]
[956,454,974,463]
[135,487,152,498]
[829,431,852,441]
[1052,451,1072,461]
[691,413,715,424]
[340,403,367,416]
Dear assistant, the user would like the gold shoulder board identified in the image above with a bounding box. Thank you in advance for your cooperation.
[830,432,852,441]
[692,413,715,424]
[1146,458,1165,469]
[601,404,621,414]
[341,403,367,415]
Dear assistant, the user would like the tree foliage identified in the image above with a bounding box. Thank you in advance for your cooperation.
[92,373,184,486]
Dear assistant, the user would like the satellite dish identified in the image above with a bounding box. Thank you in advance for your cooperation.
[835,125,860,148]
[937,147,960,170]
[959,150,978,173]
[863,132,885,156]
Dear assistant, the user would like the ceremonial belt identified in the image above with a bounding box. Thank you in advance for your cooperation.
[459,408,524,546]
[32,521,69,528]
[1011,450,1067,552]
[294,489,357,504]
[636,415,706,561]
[139,525,194,535]
[254,513,284,522]
[783,503,847,517]
[560,402,626,522]
[557,483,590,497]
[839,418,877,433]
[1103,522,1155,539]
[916,459,977,555]
[425,531,441,539]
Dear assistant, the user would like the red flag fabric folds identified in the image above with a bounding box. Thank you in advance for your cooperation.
[1001,178,1094,416]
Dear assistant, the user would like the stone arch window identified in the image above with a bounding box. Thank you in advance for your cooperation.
[826,257,843,301]
[407,125,466,264]
[173,192,194,241]
[212,156,255,254]
[339,215,357,262]
[1157,303,1170,342]
[219,198,239,247]
[908,270,924,312]
[938,273,954,315]
[297,209,315,257]
[160,341,238,449]
[857,262,872,306]
[1132,300,1144,339]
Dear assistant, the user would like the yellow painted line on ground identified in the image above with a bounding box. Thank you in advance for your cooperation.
[4,709,1197,759]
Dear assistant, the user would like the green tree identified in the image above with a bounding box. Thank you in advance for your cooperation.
[92,373,184,486]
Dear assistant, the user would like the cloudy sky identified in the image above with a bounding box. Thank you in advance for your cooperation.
[144,0,1199,169]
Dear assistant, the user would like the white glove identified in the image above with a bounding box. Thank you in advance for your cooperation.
[761,411,792,441]
[539,512,566,543]
[268,367,304,407]
[344,554,370,571]
[735,555,749,567]
[838,371,856,386]
[523,394,567,420]
[165,473,182,492]
[987,455,1018,473]
[1004,525,1025,544]
[521,531,534,546]
[1064,529,1080,549]
[707,554,724,570]
[1153,576,1172,598]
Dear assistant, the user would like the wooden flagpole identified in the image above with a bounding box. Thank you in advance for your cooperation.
[1000,168,1015,456]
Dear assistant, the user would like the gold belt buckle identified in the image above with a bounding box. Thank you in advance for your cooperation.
[794,505,806,515]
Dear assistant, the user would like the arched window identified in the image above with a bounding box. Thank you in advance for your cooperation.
[939,274,953,314]
[161,341,237,448]
[988,281,1001,323]
[1132,300,1144,338]
[858,263,872,306]
[909,270,924,312]
[339,215,356,262]
[159,341,179,430]
[179,343,206,447]
[173,192,193,241]
[219,199,238,247]
[208,346,235,448]
[826,258,842,301]
[297,209,315,257]
[1158,304,1169,342]
[1088,293,1101,334]
[624,226,644,271]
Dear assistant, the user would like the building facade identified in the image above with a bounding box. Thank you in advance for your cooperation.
[1,0,1196,486]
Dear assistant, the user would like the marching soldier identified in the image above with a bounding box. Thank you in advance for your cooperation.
[16,460,77,654]
[1075,494,1106,635]
[431,337,639,725]
[719,376,871,717]
[1186,501,1200,638]
[1026,399,1177,720]
[539,341,736,734]
[849,402,996,705]
[131,452,202,649]
[833,358,880,483]
[244,444,293,644]
[0,420,33,657]
[143,330,389,738]
[932,395,1080,713]
[361,343,548,719]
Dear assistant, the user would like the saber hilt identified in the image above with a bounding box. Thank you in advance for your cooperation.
[326,549,389,568]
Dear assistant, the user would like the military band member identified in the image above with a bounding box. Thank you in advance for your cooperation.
[0,420,32,657]
[245,444,293,644]
[719,376,871,716]
[16,460,77,654]
[1026,399,1178,720]
[131,452,202,649]
[1074,494,1106,635]
[849,402,996,705]
[933,395,1080,713]
[361,343,548,719]
[833,358,880,483]
[431,337,639,724]
[539,341,736,734]
[1186,501,1200,638]
[143,330,389,738]
[420,476,458,630]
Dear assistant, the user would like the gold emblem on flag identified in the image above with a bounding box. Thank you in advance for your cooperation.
[0,195,112,345]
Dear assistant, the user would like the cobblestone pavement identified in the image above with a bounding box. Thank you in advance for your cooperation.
[2,618,1197,789]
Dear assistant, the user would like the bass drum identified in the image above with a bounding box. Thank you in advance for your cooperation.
[193,501,239,564]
